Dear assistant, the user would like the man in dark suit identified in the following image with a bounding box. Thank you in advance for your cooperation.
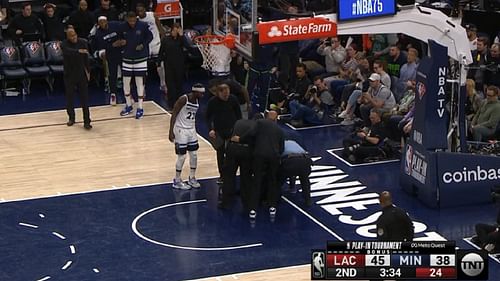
[61,28,92,129]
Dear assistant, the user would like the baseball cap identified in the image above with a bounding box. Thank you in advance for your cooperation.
[368,73,381,81]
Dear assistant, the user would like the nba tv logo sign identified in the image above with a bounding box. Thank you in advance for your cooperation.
[311,251,325,279]
[457,250,488,279]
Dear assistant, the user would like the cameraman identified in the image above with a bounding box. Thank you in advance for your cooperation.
[288,76,333,126]
[342,108,388,163]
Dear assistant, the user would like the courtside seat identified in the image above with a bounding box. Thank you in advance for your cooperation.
[44,41,64,74]
[22,41,52,93]
[0,46,28,96]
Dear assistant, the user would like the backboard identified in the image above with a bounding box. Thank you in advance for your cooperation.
[213,0,257,59]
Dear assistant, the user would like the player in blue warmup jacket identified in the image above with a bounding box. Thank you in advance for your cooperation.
[119,11,153,119]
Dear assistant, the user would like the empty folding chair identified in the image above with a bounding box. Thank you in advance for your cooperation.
[44,41,64,87]
[22,41,52,93]
[0,46,28,99]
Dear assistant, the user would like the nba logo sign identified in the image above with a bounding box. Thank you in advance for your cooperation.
[4,47,15,58]
[404,145,413,175]
[311,251,325,279]
[29,42,40,54]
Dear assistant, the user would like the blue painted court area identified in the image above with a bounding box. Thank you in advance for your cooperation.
[1,152,499,280]
[0,179,334,281]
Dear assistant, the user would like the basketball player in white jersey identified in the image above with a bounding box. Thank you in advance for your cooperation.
[169,83,205,189]
[136,3,167,94]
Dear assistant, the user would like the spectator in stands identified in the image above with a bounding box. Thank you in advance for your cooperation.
[94,0,119,21]
[342,108,388,163]
[387,80,416,140]
[465,79,483,121]
[0,0,8,24]
[468,37,491,95]
[386,44,407,78]
[41,4,65,42]
[485,43,500,88]
[465,23,478,52]
[317,36,346,77]
[126,0,157,11]
[470,86,500,142]
[373,60,391,89]
[369,34,388,59]
[68,0,96,39]
[395,48,418,101]
[7,3,44,45]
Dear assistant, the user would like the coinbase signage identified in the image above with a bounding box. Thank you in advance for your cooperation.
[338,0,397,21]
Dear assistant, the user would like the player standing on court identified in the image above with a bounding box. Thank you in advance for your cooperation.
[119,11,153,119]
[169,83,205,190]
[136,3,167,95]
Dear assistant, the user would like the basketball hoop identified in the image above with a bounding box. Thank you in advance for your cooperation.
[194,34,235,75]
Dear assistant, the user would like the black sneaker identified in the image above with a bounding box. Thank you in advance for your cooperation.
[67,120,75,126]
[216,177,224,185]
[84,124,93,130]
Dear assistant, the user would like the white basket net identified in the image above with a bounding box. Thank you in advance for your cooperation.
[195,36,233,75]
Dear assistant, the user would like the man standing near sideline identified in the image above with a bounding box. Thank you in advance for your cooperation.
[169,83,205,190]
[206,82,242,184]
[119,11,153,119]
[92,16,123,106]
[376,191,414,241]
[61,28,92,130]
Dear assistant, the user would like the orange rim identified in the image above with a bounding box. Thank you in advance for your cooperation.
[194,34,235,48]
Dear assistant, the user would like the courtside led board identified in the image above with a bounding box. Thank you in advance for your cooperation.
[337,0,397,21]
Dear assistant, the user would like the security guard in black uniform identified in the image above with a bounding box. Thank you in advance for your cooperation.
[376,191,414,241]
[278,140,313,207]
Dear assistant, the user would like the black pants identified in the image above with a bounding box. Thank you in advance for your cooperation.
[251,155,280,210]
[475,223,500,246]
[107,55,121,95]
[278,52,299,91]
[343,136,382,163]
[221,143,253,209]
[65,77,90,125]
[278,156,312,202]
[165,63,184,108]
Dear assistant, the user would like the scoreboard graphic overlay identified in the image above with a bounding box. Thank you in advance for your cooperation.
[312,241,489,280]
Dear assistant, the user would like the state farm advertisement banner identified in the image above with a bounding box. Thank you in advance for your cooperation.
[257,17,337,44]
[155,0,181,18]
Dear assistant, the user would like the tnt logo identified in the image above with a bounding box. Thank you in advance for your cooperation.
[416,81,426,100]
[164,3,172,12]
[267,26,282,38]
[457,250,488,279]
[28,42,40,54]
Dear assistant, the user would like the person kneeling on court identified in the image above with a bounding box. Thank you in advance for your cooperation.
[169,83,205,190]
[278,139,313,207]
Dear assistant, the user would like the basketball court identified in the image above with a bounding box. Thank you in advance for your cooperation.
[1,1,499,280]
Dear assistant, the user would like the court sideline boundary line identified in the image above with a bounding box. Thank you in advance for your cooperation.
[0,176,219,204]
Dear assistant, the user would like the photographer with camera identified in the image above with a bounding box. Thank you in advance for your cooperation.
[288,76,333,126]
[342,108,388,163]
